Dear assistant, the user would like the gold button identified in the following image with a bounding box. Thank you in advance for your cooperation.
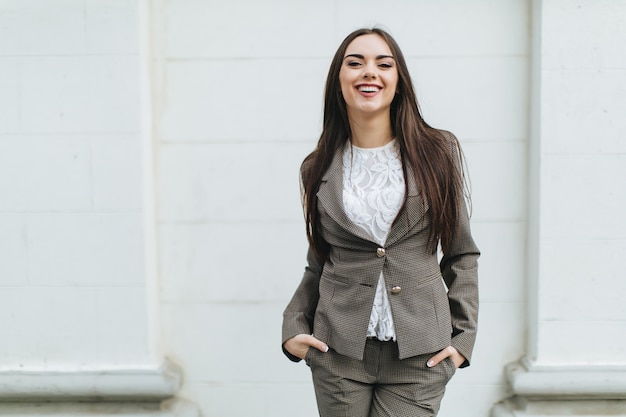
[376,247,386,257]
[390,286,401,294]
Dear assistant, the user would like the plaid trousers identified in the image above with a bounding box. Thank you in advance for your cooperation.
[306,338,456,417]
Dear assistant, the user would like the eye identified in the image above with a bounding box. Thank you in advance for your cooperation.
[347,60,362,67]
[378,62,394,69]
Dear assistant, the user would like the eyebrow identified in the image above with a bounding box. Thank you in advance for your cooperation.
[344,53,395,60]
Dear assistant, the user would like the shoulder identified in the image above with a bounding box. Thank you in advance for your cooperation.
[300,144,344,183]
[433,129,462,157]
[427,129,464,174]
[434,129,459,146]
[300,152,316,184]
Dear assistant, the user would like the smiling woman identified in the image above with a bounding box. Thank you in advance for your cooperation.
[281,27,480,417]
[339,34,398,126]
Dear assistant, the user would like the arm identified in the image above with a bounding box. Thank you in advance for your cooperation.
[281,246,324,362]
[439,132,480,368]
[440,197,480,368]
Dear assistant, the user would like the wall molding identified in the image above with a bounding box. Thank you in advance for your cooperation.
[505,358,626,400]
[493,399,626,417]
[0,359,181,401]
[0,399,200,417]
[492,359,626,417]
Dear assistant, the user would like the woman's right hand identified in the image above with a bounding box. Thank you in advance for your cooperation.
[283,334,329,360]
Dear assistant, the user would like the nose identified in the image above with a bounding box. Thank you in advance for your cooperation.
[363,70,377,79]
[363,63,377,79]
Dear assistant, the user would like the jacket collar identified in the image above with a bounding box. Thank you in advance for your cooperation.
[317,145,427,246]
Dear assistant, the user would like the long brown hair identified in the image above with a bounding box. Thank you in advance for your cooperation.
[302,28,469,260]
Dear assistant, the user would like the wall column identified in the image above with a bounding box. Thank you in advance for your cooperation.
[0,1,196,414]
[494,0,626,415]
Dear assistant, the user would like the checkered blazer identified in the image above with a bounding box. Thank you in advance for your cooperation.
[282,132,480,367]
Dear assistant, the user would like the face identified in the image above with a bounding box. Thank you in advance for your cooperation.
[338,34,398,118]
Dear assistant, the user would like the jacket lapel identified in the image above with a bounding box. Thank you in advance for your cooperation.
[385,167,428,246]
[316,147,374,243]
[316,146,429,246]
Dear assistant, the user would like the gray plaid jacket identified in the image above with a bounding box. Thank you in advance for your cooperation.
[282,134,480,367]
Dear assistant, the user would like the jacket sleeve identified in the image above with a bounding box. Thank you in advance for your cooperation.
[281,246,323,362]
[439,131,480,368]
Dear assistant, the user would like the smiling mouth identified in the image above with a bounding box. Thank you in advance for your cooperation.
[358,85,381,93]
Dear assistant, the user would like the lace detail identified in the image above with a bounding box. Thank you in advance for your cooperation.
[342,139,405,341]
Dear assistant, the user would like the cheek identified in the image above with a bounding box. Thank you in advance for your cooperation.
[338,76,353,102]
[387,73,399,93]
[338,72,350,91]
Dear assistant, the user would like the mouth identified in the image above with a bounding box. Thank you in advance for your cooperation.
[357,84,382,93]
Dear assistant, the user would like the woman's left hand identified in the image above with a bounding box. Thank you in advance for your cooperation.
[427,346,465,369]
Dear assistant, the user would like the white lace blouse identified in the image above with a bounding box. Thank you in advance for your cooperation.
[342,139,405,341]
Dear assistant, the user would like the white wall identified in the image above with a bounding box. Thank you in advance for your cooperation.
[528,0,626,366]
[0,0,151,369]
[153,1,529,416]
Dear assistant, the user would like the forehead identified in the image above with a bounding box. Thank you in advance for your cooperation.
[344,34,393,56]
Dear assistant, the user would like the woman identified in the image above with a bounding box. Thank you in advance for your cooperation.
[282,27,479,417]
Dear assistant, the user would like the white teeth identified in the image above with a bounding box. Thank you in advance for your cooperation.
[359,86,379,93]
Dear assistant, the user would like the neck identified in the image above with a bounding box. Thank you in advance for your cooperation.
[348,111,393,148]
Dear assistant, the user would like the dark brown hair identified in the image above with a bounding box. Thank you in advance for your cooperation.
[302,27,468,259]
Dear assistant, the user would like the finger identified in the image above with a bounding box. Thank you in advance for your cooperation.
[426,347,452,367]
[290,334,329,354]
[426,354,444,368]
[309,336,329,353]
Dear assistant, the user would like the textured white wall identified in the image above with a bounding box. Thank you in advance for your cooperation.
[153,1,529,416]
[494,4,626,414]
[0,0,151,367]
[529,0,626,366]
